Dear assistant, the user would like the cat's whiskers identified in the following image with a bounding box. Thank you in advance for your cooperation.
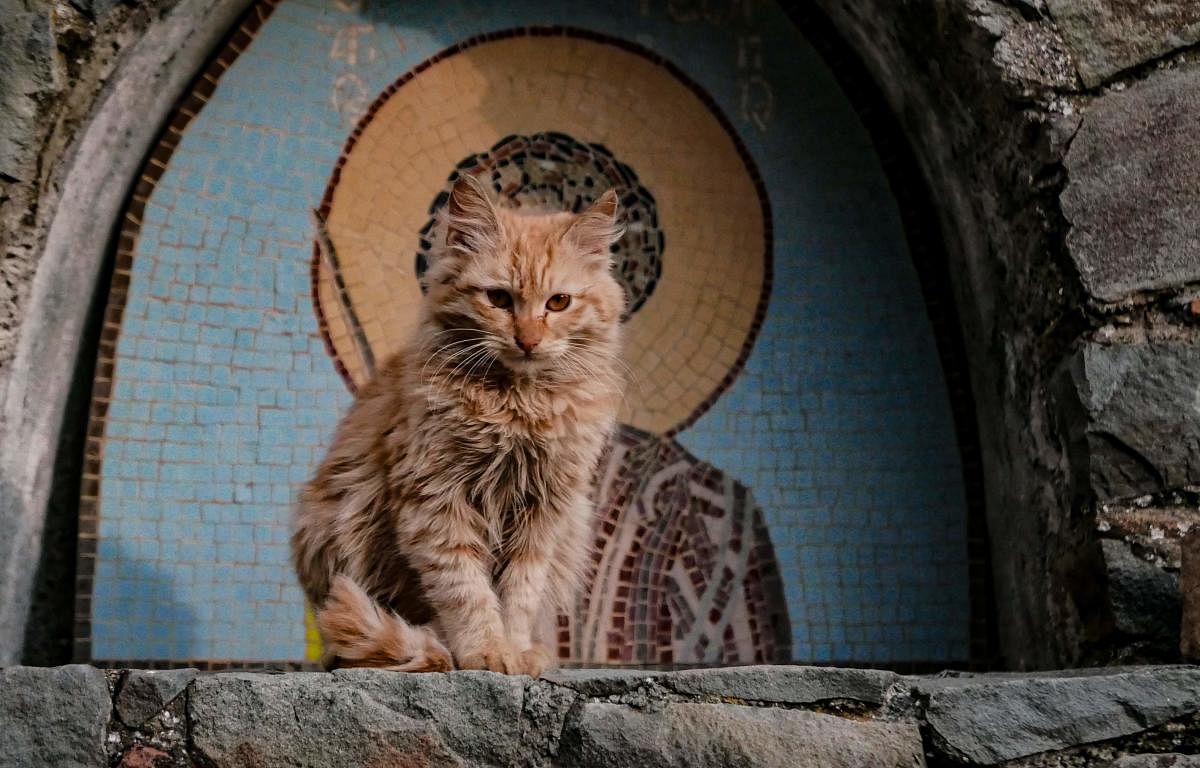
[418,328,484,360]
[427,330,505,399]
[456,346,497,383]
[561,348,625,395]
[567,336,640,399]
[458,350,496,386]
[556,347,629,413]
[560,336,625,382]
[420,335,481,367]
[430,348,487,400]
[422,330,501,381]
[425,349,489,400]
[422,342,479,381]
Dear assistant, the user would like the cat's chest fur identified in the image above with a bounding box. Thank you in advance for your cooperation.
[457,430,550,514]
[413,380,608,519]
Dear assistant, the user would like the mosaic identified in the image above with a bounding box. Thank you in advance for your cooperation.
[79,0,976,669]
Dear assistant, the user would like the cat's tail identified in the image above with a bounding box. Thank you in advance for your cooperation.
[315,574,454,672]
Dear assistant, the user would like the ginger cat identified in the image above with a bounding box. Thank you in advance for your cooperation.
[292,174,625,675]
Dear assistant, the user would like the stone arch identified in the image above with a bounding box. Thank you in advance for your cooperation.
[786,2,1088,669]
[796,1,1200,667]
[0,0,993,667]
[781,3,1002,667]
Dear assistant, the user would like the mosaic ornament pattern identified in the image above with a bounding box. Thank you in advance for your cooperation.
[573,425,790,664]
[78,0,976,669]
[417,132,663,318]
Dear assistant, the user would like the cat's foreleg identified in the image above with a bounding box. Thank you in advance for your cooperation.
[496,545,555,677]
[498,493,592,676]
[400,498,519,673]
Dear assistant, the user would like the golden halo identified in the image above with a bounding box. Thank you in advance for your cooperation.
[314,28,770,436]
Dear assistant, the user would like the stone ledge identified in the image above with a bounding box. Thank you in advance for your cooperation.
[3,664,1200,767]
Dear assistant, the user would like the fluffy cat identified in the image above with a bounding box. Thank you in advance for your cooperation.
[292,174,625,675]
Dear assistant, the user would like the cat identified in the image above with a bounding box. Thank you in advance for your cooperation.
[292,174,626,675]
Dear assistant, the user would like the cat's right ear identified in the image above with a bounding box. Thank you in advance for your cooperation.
[444,174,501,256]
[562,189,623,267]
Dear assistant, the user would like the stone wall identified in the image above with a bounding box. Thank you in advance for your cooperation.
[0,0,1197,669]
[2,665,1200,767]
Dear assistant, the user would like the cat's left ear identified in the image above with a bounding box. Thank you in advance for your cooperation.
[445,174,502,255]
[563,189,623,264]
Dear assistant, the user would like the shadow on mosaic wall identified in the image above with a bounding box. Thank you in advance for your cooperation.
[313,35,788,665]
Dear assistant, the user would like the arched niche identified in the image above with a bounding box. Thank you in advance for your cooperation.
[2,0,995,670]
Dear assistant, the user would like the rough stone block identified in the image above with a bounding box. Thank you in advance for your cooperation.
[1055,342,1200,501]
[917,667,1200,764]
[660,665,899,706]
[1102,538,1181,645]
[1182,529,1200,661]
[0,665,111,768]
[541,668,661,697]
[0,8,61,181]
[543,665,898,707]
[1046,0,1200,87]
[558,701,924,768]
[1062,66,1200,301]
[520,678,578,762]
[115,668,197,726]
[189,670,525,767]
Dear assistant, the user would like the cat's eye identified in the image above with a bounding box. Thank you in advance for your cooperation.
[486,289,513,309]
[546,294,572,312]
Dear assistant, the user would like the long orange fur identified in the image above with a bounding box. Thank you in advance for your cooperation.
[292,175,625,674]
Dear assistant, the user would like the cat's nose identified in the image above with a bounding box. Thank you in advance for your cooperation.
[515,336,539,355]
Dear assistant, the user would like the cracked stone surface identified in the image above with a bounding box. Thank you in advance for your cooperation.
[916,666,1200,764]
[0,664,110,768]
[1183,530,1200,662]
[1109,756,1200,767]
[1102,539,1181,651]
[543,665,898,706]
[114,668,197,727]
[1045,0,1200,87]
[558,702,924,768]
[1055,341,1200,501]
[0,7,61,181]
[659,664,900,706]
[191,670,527,767]
[519,679,578,766]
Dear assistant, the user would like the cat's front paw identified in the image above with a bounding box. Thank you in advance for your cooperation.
[516,644,554,677]
[456,642,521,674]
